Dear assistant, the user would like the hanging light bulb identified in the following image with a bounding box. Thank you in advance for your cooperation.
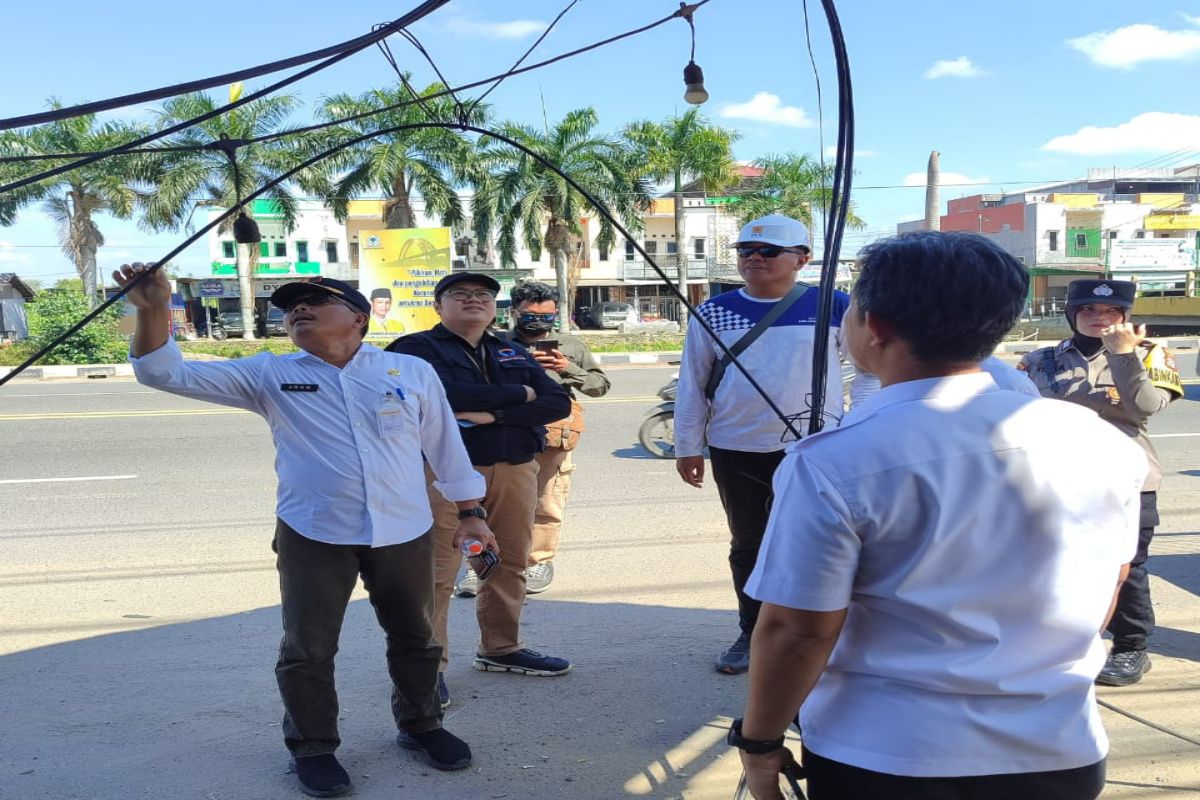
[233,211,261,244]
[683,60,709,105]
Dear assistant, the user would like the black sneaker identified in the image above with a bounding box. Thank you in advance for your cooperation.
[1097,650,1151,686]
[525,562,555,594]
[291,753,352,797]
[473,648,571,676]
[715,632,751,674]
[437,673,450,710]
[455,568,479,598]
[397,727,472,771]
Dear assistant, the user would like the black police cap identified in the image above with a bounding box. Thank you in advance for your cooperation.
[1066,279,1136,308]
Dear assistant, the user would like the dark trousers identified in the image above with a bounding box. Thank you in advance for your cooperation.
[273,520,442,758]
[1107,491,1158,652]
[803,748,1106,800]
[708,446,787,635]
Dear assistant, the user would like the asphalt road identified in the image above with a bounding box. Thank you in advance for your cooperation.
[2,368,1199,799]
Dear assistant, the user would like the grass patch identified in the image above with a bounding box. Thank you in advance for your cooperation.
[180,340,299,359]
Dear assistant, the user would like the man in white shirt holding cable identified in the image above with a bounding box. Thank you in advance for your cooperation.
[674,214,868,675]
[730,232,1145,800]
[114,264,494,798]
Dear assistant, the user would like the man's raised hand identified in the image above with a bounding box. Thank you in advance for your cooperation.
[112,262,171,309]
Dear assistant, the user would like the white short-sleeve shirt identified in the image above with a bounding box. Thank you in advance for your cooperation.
[746,372,1145,777]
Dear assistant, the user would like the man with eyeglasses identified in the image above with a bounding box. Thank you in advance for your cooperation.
[674,214,868,675]
[113,267,492,797]
[387,273,573,708]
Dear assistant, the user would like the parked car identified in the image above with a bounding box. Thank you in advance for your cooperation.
[263,307,287,337]
[211,310,246,340]
[589,302,640,330]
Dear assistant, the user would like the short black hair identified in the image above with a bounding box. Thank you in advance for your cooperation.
[854,231,1029,363]
[510,281,560,306]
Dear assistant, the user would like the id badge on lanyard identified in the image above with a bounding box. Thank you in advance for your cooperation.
[376,389,407,437]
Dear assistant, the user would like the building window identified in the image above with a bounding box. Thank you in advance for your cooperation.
[349,242,359,264]
[599,243,609,261]
[666,241,678,255]
[324,241,339,263]
[1074,233,1088,250]
[296,241,309,262]
[260,242,270,258]
[1108,231,1118,239]
[625,240,636,261]
[1048,231,1058,251]
[644,240,658,256]
[693,238,706,258]
[274,241,287,258]
[1135,230,1145,239]
[221,241,235,259]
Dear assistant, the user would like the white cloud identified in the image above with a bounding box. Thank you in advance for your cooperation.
[0,241,33,266]
[923,57,984,79]
[903,171,990,187]
[720,93,814,128]
[824,145,878,159]
[1041,111,1200,154]
[1184,13,1200,26]
[446,17,546,39]
[1067,23,1200,69]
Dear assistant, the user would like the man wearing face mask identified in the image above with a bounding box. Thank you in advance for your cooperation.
[461,281,611,596]
[1019,279,1182,687]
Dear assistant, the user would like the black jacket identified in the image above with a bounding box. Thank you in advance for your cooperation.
[387,324,571,466]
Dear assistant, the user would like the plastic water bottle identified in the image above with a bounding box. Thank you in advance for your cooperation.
[460,538,499,579]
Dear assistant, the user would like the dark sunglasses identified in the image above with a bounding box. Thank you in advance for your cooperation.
[736,244,803,259]
[276,293,351,312]
[518,312,558,322]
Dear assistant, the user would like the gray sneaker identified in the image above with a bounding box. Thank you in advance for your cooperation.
[525,562,555,594]
[455,568,479,598]
[715,632,751,674]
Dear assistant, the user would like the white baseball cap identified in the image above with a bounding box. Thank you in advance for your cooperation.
[733,214,810,248]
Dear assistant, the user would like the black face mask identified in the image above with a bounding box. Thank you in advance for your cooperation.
[515,312,557,336]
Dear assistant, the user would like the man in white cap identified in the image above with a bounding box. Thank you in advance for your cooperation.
[674,214,867,674]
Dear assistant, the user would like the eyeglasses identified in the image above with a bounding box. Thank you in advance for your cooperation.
[518,312,557,322]
[277,293,354,313]
[444,289,498,302]
[736,244,803,259]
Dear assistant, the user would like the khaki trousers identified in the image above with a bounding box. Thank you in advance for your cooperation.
[529,447,574,566]
[426,460,539,670]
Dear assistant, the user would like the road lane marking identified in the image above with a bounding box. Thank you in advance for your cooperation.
[1150,433,1200,438]
[0,408,250,421]
[0,474,137,485]
[1,391,156,397]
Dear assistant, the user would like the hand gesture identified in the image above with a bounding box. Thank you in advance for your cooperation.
[112,263,171,310]
[534,348,570,372]
[1100,322,1145,355]
[740,747,792,800]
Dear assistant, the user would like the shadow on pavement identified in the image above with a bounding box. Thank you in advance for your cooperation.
[0,598,750,800]
[1153,552,1200,597]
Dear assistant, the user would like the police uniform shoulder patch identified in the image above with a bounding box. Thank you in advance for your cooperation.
[1142,342,1184,397]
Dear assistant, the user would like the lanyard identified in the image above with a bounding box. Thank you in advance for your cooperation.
[458,340,490,383]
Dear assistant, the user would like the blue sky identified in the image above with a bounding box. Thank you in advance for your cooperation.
[3,0,1199,282]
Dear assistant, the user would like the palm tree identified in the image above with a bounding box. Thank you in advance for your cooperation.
[734,153,866,237]
[624,110,738,324]
[141,93,301,339]
[473,107,652,327]
[298,80,487,230]
[0,103,147,308]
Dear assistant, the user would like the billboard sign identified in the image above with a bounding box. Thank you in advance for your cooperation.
[1109,238,1197,272]
[358,228,453,338]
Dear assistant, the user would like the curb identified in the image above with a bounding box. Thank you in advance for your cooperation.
[0,364,134,381]
[594,351,681,365]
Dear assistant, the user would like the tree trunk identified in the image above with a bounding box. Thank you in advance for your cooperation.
[80,243,99,310]
[236,240,258,340]
[384,179,415,229]
[673,177,688,330]
[545,217,572,331]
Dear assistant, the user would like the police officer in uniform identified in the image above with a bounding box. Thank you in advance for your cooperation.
[1019,279,1183,686]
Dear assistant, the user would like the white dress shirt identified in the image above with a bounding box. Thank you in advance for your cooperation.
[852,356,1040,401]
[131,339,485,547]
[747,373,1146,777]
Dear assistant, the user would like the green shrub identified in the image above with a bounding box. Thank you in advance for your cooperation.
[179,340,299,359]
[20,284,129,365]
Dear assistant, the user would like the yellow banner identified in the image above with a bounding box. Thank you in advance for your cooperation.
[358,228,452,338]
[1144,214,1200,230]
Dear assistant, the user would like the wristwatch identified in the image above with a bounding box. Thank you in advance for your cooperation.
[727,718,785,755]
[457,505,488,521]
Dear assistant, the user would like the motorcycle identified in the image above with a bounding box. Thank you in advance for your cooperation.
[638,372,677,459]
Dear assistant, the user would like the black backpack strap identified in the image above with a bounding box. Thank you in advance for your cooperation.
[704,282,808,400]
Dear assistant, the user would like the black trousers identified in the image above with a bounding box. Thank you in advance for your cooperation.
[1107,491,1158,653]
[803,748,1106,800]
[708,446,787,635]
[273,520,442,758]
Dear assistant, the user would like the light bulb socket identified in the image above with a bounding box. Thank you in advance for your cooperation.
[233,212,262,245]
[683,60,709,105]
